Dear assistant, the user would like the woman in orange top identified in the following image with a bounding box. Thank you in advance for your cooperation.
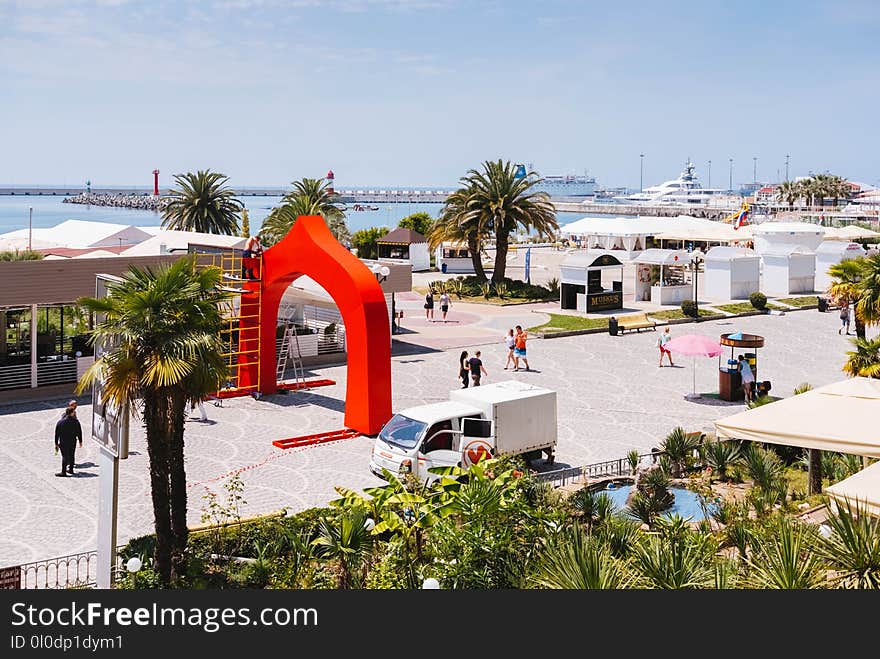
[513,325,530,372]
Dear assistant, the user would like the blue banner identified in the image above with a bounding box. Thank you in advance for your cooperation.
[525,247,531,284]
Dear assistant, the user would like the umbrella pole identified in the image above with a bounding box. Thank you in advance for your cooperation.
[693,355,696,396]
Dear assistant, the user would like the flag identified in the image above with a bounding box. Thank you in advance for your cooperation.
[525,247,531,283]
[514,164,527,179]
[734,207,749,230]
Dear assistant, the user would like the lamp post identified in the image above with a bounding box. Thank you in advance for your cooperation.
[639,154,644,192]
[785,154,790,182]
[728,158,734,193]
[690,249,704,322]
[28,206,33,251]
[707,160,711,189]
[753,157,757,183]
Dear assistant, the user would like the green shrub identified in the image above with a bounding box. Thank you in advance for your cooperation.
[680,299,698,318]
[546,277,560,296]
[749,292,767,310]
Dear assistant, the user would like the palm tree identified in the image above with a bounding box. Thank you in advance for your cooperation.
[428,186,490,280]
[162,170,243,235]
[746,517,824,589]
[701,440,741,481]
[658,426,701,477]
[260,177,349,247]
[452,160,557,283]
[742,444,786,498]
[531,527,630,589]
[855,253,880,329]
[570,489,614,533]
[312,507,374,589]
[775,180,800,210]
[630,533,716,589]
[817,499,880,589]
[76,258,228,584]
[829,259,866,338]
[843,336,880,378]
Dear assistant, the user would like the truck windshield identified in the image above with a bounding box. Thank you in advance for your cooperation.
[379,414,428,450]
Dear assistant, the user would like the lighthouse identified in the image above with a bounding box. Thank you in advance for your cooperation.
[152,169,160,196]
[326,169,335,195]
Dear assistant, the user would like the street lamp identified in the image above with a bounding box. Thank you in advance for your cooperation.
[785,154,790,182]
[422,577,440,589]
[753,157,757,183]
[639,154,644,192]
[728,158,734,193]
[690,249,705,322]
[370,263,390,284]
[707,160,711,189]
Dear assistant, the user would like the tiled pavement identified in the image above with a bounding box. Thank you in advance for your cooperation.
[0,307,873,566]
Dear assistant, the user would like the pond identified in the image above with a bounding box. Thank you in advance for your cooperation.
[601,483,715,522]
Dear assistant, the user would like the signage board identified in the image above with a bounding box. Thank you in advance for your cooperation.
[91,275,129,459]
[586,291,622,312]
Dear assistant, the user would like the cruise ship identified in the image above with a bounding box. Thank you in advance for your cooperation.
[627,160,726,204]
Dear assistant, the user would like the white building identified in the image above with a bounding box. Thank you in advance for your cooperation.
[761,245,816,296]
[376,228,431,272]
[703,246,761,301]
[815,241,866,292]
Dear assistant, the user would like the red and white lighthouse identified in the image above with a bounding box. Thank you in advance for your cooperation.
[152,169,160,196]
[326,169,335,195]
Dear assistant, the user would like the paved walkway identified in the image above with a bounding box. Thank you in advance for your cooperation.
[0,307,873,566]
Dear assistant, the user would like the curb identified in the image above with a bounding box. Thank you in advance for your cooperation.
[537,326,608,339]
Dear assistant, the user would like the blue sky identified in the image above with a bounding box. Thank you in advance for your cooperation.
[2,0,878,189]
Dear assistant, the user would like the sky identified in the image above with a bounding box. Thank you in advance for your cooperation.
[1,0,879,189]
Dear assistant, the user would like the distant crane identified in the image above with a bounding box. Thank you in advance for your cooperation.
[152,169,160,196]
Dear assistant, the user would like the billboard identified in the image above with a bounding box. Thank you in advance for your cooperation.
[91,275,129,459]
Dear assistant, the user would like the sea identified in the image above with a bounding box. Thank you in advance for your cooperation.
[0,195,590,236]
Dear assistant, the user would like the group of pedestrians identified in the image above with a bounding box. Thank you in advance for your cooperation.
[424,290,452,322]
[456,326,531,388]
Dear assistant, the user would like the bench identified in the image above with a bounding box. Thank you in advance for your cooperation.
[618,312,657,334]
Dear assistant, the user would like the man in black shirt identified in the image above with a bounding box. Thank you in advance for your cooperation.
[468,350,488,387]
[54,406,83,477]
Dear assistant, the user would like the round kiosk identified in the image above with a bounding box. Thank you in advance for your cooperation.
[718,332,765,402]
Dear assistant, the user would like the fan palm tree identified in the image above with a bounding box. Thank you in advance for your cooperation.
[817,499,880,589]
[855,253,880,329]
[531,527,631,589]
[260,177,349,247]
[843,336,880,379]
[828,258,865,338]
[570,489,615,533]
[775,180,800,210]
[746,517,824,589]
[76,258,228,584]
[162,170,243,235]
[428,186,491,280]
[453,160,557,283]
[312,507,374,589]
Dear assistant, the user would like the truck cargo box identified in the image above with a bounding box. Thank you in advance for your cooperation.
[449,381,557,456]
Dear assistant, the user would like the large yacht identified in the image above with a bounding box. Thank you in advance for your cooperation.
[627,160,726,204]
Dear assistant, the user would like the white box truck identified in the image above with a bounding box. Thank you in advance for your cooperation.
[370,380,557,482]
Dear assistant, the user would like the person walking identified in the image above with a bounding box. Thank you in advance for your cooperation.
[657,326,674,367]
[458,350,469,388]
[839,303,851,335]
[738,354,755,403]
[424,290,435,321]
[468,350,488,386]
[503,329,516,370]
[190,397,209,422]
[439,291,451,322]
[54,406,83,477]
[513,325,530,371]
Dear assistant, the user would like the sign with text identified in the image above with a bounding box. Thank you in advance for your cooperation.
[586,291,622,312]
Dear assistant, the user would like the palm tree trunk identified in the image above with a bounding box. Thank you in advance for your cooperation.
[467,235,487,281]
[808,449,822,495]
[855,315,866,340]
[169,390,189,583]
[492,231,509,283]
[144,392,173,585]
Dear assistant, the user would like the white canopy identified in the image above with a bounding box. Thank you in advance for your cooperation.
[633,248,691,266]
[562,215,754,245]
[825,460,880,518]
[714,378,880,457]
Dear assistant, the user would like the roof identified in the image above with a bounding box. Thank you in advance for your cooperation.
[761,244,814,256]
[561,250,623,269]
[0,219,152,249]
[705,246,760,261]
[816,240,866,256]
[752,222,825,235]
[36,245,130,258]
[121,230,247,256]
[377,228,427,244]
[633,248,691,266]
[825,460,880,518]
[714,377,880,457]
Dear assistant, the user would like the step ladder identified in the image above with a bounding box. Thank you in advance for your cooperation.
[277,323,307,390]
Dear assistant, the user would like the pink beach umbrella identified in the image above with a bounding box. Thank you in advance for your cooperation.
[663,334,723,398]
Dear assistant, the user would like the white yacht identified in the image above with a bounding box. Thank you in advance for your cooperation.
[628,161,727,205]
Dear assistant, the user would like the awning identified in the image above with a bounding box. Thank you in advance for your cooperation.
[825,460,880,518]
[633,248,691,266]
[714,377,880,457]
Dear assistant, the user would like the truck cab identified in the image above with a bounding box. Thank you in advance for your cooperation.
[370,401,486,482]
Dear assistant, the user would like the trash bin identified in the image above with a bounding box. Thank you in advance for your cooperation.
[609,316,618,336]
[441,263,447,274]
[817,296,828,312]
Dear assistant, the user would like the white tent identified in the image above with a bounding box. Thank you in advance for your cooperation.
[753,222,825,254]
[825,460,880,518]
[815,241,866,292]
[122,230,246,256]
[761,244,816,296]
[703,246,761,301]
[714,377,880,457]
[633,249,692,304]
[0,219,151,249]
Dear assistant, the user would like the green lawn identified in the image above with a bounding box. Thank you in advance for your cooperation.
[646,309,720,321]
[777,296,820,307]
[715,302,765,314]
[529,314,609,333]
[766,302,787,311]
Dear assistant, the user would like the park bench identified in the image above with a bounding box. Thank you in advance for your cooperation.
[617,312,657,334]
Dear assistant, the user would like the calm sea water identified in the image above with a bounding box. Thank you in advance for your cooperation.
[0,194,587,236]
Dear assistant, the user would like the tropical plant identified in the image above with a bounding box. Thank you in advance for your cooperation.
[749,291,767,310]
[494,280,509,299]
[775,180,801,209]
[746,517,824,589]
[828,258,866,338]
[448,160,558,283]
[627,449,641,475]
[630,532,716,589]
[569,489,614,533]
[725,519,753,561]
[447,278,464,299]
[817,499,880,589]
[545,276,560,297]
[240,208,250,238]
[701,440,741,481]
[76,258,228,584]
[596,515,641,558]
[843,336,880,379]
[261,192,350,247]
[742,444,786,499]
[428,187,490,280]
[531,527,630,589]
[348,227,389,260]
[658,427,701,477]
[855,253,880,329]
[312,507,374,589]
[793,382,813,395]
[0,249,43,261]
[397,212,433,236]
[680,299,697,318]
[162,170,243,235]
[479,281,493,299]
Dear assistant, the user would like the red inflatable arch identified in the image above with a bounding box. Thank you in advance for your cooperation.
[236,215,392,435]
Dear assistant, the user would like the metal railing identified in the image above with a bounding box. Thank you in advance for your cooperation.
[0,363,30,390]
[19,550,98,589]
[37,359,77,386]
[535,452,660,488]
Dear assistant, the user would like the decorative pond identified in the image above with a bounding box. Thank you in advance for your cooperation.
[601,483,715,522]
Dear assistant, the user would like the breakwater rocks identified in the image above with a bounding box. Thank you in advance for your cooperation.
[62,192,169,212]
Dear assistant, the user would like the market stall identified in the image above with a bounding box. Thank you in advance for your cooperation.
[718,332,765,402]
[559,250,624,312]
[815,241,866,292]
[761,244,816,296]
[703,246,760,301]
[633,249,692,305]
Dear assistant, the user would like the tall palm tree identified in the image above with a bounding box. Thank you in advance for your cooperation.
[260,177,349,247]
[428,186,490,280]
[454,160,557,283]
[76,258,227,584]
[843,336,880,378]
[775,180,800,210]
[829,258,866,339]
[162,170,243,235]
[855,253,880,329]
